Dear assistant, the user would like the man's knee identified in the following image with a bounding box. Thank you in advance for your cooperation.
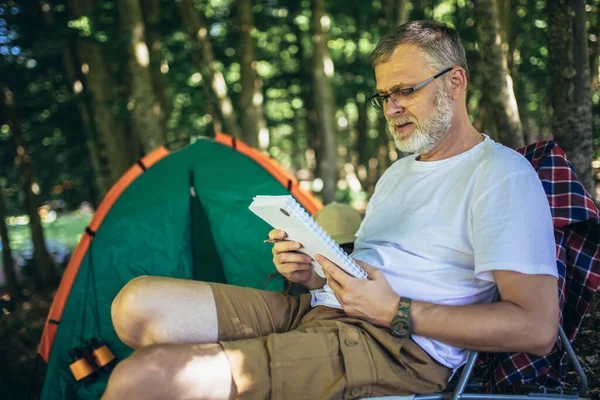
[112,276,162,349]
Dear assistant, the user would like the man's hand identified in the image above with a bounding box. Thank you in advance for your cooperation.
[316,255,400,327]
[270,229,326,290]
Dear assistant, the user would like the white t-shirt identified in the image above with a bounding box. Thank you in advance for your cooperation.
[310,135,558,369]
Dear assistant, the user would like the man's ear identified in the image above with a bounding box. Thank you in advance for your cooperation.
[449,67,467,99]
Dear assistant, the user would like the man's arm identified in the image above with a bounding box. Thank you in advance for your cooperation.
[319,256,559,357]
[411,270,559,356]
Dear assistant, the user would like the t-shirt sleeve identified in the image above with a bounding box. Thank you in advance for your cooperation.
[471,171,558,282]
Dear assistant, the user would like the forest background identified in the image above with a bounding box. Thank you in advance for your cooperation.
[0,0,599,398]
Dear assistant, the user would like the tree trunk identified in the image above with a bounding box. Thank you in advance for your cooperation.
[39,0,110,199]
[117,0,166,153]
[473,0,524,149]
[396,0,409,26]
[176,0,242,138]
[311,0,338,204]
[352,4,371,191]
[290,1,320,178]
[141,0,172,130]
[375,0,398,181]
[591,4,600,89]
[497,0,518,75]
[572,0,595,192]
[237,0,268,148]
[67,0,136,188]
[178,16,224,133]
[356,93,369,190]
[548,0,595,193]
[0,187,22,300]
[1,88,58,290]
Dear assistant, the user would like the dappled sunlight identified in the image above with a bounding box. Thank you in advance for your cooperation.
[135,41,150,68]
[217,348,254,396]
[320,15,330,30]
[73,80,82,94]
[170,345,238,399]
[252,91,263,106]
[213,72,228,97]
[323,56,334,77]
[259,127,269,149]
[131,23,150,68]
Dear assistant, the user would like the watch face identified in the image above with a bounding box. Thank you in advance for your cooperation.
[391,317,411,338]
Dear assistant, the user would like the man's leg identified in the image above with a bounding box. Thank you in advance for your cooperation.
[111,276,219,348]
[107,279,312,399]
[102,343,235,400]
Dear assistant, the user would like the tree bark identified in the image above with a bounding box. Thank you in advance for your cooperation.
[141,0,172,130]
[376,0,398,181]
[290,1,320,178]
[572,0,595,192]
[117,0,166,153]
[473,0,524,149]
[396,0,409,26]
[237,0,268,148]
[0,187,22,300]
[548,0,595,193]
[591,4,600,89]
[176,0,242,138]
[311,0,338,204]
[67,0,136,188]
[39,0,110,199]
[356,94,369,189]
[1,88,58,290]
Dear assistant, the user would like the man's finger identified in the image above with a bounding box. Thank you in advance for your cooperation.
[326,272,343,294]
[277,262,312,275]
[316,255,351,286]
[275,252,312,264]
[354,259,380,279]
[268,229,287,240]
[273,240,302,254]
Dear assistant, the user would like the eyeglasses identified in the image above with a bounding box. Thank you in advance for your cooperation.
[368,67,454,111]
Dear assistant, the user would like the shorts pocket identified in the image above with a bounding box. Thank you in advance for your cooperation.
[339,327,376,399]
[267,331,345,400]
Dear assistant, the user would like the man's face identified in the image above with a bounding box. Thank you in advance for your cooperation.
[374,44,453,155]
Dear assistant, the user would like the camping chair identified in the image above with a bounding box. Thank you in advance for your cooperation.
[369,141,600,400]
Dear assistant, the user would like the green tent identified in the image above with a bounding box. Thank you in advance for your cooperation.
[38,134,322,399]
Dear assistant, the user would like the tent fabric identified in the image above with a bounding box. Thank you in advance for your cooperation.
[38,134,322,399]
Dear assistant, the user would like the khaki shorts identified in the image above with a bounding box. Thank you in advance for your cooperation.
[210,283,450,400]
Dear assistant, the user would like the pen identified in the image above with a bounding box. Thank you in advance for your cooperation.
[263,239,280,244]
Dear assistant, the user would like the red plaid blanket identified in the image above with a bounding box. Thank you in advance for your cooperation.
[481,141,600,392]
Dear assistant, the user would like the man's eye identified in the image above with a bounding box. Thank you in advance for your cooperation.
[398,89,414,97]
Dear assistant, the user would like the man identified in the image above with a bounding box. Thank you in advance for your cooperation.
[103,21,559,400]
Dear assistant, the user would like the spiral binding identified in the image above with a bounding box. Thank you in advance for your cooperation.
[283,197,368,279]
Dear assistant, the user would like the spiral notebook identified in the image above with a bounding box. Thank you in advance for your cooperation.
[249,195,367,279]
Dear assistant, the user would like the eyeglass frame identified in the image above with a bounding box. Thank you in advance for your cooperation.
[368,66,454,111]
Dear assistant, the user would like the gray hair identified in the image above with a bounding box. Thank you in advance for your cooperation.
[372,21,469,79]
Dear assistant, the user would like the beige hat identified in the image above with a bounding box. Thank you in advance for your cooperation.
[313,202,363,245]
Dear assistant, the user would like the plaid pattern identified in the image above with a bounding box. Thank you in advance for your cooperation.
[480,140,600,392]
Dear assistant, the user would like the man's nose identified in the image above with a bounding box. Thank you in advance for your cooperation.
[384,98,405,120]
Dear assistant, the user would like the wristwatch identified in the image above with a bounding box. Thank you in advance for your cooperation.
[390,297,412,338]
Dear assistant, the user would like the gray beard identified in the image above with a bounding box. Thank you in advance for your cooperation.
[388,85,453,155]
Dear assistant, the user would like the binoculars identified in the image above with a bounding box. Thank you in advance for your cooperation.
[69,338,116,383]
